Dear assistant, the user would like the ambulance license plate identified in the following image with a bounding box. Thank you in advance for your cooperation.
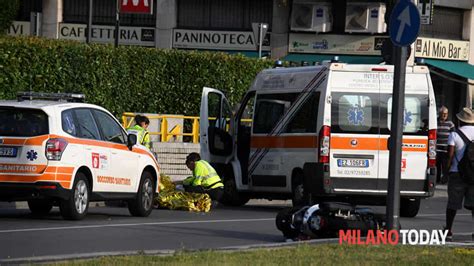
[337,159,369,168]
[0,146,18,157]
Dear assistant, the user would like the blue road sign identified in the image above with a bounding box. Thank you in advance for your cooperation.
[389,0,420,47]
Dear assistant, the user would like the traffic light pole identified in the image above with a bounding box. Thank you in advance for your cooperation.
[386,45,407,230]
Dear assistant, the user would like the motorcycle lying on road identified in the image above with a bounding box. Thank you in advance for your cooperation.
[275,202,386,240]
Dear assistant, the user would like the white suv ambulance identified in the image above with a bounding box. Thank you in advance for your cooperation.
[200,63,437,217]
[0,92,160,220]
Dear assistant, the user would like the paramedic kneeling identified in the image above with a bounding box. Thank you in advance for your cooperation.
[184,153,224,201]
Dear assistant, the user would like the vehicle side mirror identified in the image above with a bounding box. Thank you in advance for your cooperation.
[127,134,137,150]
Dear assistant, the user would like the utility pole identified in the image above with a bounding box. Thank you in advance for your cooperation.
[114,0,120,47]
[386,0,420,230]
[86,0,93,44]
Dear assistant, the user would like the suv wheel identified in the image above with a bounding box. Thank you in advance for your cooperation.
[28,199,53,215]
[60,172,90,220]
[400,198,421,218]
[128,171,154,217]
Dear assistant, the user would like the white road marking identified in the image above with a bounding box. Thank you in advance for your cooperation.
[0,218,275,234]
[414,213,472,217]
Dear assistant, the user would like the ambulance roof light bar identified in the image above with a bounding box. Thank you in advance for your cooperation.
[17,92,86,102]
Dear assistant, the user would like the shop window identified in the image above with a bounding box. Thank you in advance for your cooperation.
[16,0,42,21]
[63,0,156,27]
[178,0,272,30]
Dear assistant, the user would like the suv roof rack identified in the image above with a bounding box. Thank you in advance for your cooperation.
[17,92,86,103]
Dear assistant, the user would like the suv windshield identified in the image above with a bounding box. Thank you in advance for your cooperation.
[0,107,49,137]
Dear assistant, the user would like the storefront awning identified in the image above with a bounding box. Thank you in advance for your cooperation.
[424,59,474,80]
[283,54,383,64]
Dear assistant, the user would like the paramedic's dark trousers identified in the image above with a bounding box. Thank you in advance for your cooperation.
[184,185,224,201]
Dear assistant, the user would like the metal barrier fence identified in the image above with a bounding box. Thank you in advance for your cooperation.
[122,113,251,144]
[122,113,200,144]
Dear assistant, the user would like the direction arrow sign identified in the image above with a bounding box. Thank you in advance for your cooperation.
[389,0,420,47]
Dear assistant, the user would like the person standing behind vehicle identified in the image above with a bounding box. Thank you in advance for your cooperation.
[127,115,152,150]
[444,108,474,240]
[183,152,224,201]
[437,106,455,184]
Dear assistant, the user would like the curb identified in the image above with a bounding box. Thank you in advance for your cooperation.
[1,238,472,264]
[0,239,341,264]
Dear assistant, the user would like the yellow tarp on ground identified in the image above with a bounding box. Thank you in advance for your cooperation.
[155,174,211,212]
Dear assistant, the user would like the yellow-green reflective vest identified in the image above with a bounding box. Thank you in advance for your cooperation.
[127,124,151,149]
[191,160,223,189]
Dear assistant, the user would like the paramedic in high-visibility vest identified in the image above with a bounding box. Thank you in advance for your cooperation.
[127,115,152,150]
[183,152,224,201]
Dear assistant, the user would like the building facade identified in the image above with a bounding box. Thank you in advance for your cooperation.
[7,0,474,117]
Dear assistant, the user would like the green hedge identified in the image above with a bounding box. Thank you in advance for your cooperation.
[0,36,273,116]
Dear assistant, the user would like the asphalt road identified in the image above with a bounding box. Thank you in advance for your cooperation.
[0,186,472,263]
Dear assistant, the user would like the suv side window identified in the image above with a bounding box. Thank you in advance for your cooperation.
[62,110,77,136]
[93,110,127,144]
[74,109,101,140]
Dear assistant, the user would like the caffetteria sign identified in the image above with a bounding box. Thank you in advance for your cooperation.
[59,23,155,46]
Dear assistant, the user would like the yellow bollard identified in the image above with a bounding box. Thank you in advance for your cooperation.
[161,117,168,142]
[121,115,127,128]
[192,118,200,143]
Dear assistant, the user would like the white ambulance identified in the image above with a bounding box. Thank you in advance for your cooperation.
[0,92,160,220]
[200,63,437,217]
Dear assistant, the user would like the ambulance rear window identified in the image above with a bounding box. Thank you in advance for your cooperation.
[0,107,49,137]
[383,94,429,135]
[331,93,378,134]
[331,93,429,135]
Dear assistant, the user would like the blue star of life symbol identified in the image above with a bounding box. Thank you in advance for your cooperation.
[403,109,413,126]
[26,150,38,161]
[347,107,364,125]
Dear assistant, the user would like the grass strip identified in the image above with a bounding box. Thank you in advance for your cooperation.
[49,243,474,266]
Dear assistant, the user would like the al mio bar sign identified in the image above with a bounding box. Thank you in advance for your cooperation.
[415,37,470,61]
